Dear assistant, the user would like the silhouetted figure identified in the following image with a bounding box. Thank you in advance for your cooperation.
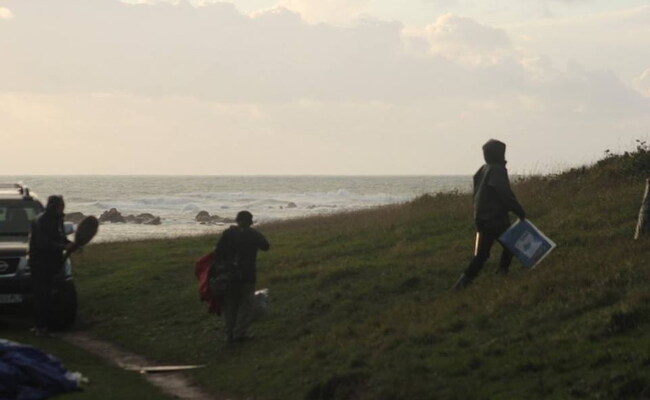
[453,140,526,290]
[29,195,77,335]
[214,211,270,342]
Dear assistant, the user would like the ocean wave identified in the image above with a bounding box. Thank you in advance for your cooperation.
[11,175,471,241]
[83,189,409,214]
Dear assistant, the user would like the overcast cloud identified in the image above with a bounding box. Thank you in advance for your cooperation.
[0,0,648,175]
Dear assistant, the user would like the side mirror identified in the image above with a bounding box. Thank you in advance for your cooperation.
[64,222,75,236]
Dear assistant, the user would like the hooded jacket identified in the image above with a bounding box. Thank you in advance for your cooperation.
[472,140,526,230]
[28,197,70,269]
[214,225,270,284]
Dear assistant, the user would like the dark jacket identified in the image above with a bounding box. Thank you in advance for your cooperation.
[214,226,270,283]
[28,210,70,270]
[473,140,526,231]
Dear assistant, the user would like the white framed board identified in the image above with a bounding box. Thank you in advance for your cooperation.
[499,219,556,268]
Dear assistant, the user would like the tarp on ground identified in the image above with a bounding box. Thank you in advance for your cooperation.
[0,339,80,400]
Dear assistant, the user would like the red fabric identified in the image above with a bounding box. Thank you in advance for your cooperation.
[195,252,221,315]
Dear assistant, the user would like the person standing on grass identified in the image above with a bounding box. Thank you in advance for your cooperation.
[453,139,526,290]
[28,195,77,335]
[214,211,270,342]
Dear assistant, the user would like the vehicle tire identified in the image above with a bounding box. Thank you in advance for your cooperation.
[48,280,77,331]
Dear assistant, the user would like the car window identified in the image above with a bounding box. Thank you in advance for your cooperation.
[0,203,41,235]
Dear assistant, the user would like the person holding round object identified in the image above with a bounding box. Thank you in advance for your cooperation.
[28,196,77,336]
[61,216,99,262]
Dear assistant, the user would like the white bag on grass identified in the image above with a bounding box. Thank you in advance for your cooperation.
[254,288,270,317]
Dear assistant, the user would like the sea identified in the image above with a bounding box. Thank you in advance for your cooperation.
[2,176,471,242]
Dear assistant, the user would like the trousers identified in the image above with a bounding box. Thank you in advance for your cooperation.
[222,282,255,341]
[463,224,513,284]
[31,267,55,329]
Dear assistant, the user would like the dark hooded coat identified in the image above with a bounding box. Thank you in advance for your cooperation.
[473,140,526,231]
[28,196,70,270]
[214,225,270,284]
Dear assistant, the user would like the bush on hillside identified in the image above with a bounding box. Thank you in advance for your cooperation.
[596,139,650,178]
[543,139,650,184]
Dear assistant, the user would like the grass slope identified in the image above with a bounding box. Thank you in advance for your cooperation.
[73,149,650,400]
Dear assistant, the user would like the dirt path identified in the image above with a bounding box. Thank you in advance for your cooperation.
[61,332,227,400]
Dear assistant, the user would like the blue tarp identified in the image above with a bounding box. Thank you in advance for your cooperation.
[0,339,80,400]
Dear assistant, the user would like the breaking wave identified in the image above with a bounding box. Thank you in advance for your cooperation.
[8,175,471,241]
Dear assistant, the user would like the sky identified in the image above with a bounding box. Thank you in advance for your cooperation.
[1,0,649,175]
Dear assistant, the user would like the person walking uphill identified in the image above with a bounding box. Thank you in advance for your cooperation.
[453,140,526,290]
[28,195,77,335]
[214,211,270,343]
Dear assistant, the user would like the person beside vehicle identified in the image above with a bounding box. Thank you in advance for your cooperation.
[28,195,77,335]
[453,139,526,290]
[213,211,270,343]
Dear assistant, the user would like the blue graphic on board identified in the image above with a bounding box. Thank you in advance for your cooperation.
[499,219,556,268]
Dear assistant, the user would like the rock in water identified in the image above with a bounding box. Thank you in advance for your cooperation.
[98,209,161,225]
[195,211,211,223]
[99,208,126,223]
[124,215,143,224]
[195,211,234,224]
[137,213,156,220]
[144,217,162,225]
[123,213,162,225]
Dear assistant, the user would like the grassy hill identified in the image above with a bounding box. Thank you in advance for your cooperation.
[73,146,650,400]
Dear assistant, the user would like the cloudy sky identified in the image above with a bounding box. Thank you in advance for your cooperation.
[1,0,649,175]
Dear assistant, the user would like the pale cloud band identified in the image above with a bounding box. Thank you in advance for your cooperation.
[279,0,370,24]
[0,7,14,19]
[0,0,648,175]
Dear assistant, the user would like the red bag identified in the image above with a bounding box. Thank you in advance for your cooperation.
[194,252,221,315]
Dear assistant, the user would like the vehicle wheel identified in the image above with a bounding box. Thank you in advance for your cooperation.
[48,280,77,331]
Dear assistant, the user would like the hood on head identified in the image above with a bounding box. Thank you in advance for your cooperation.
[236,210,253,227]
[482,139,506,164]
[45,195,65,215]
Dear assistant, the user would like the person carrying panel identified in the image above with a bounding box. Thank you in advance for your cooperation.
[453,139,526,290]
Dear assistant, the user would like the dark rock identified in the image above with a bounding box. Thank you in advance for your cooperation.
[64,212,86,224]
[101,209,161,225]
[137,213,156,220]
[287,202,297,209]
[195,211,234,224]
[144,216,161,225]
[124,215,144,224]
[99,208,126,223]
[122,213,159,224]
[195,211,211,223]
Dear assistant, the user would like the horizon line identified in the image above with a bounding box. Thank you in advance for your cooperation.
[0,173,479,178]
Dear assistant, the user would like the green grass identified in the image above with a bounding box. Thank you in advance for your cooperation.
[1,330,173,400]
[72,148,650,400]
